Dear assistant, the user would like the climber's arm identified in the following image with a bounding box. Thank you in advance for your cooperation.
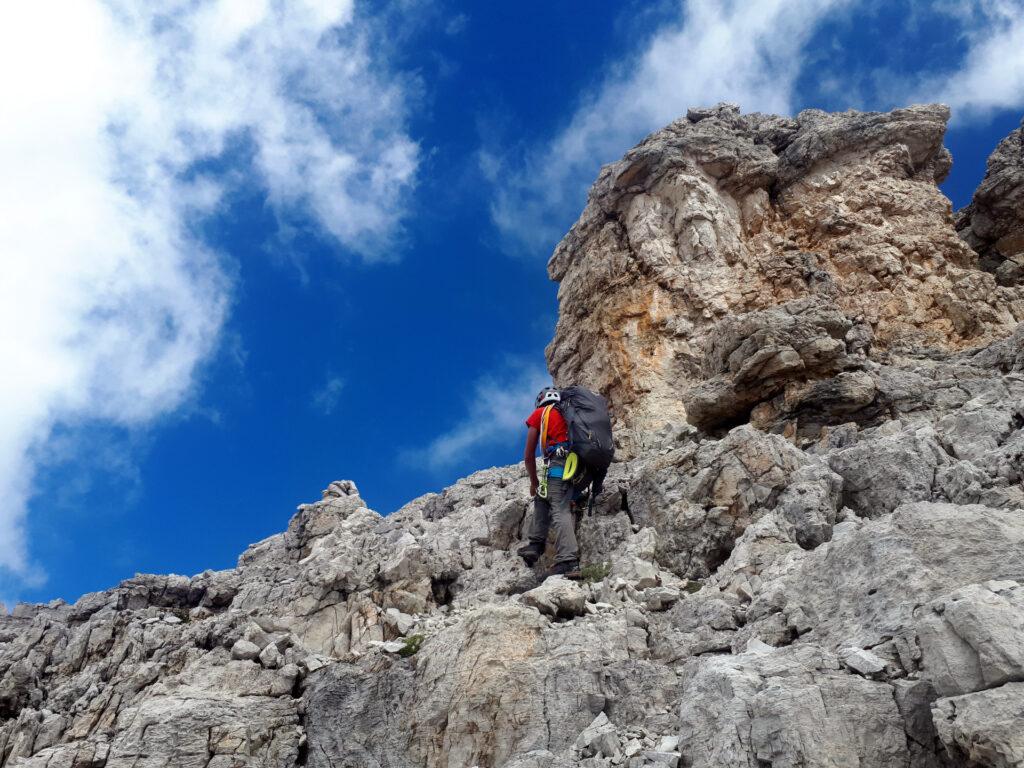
[524,426,539,496]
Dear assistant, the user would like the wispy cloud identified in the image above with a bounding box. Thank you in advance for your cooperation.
[0,1,418,584]
[312,375,346,415]
[487,0,848,256]
[445,13,468,36]
[403,362,550,472]
[914,0,1024,121]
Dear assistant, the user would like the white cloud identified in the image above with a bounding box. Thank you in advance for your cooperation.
[312,375,346,415]
[445,13,468,36]
[405,363,551,472]
[0,1,418,583]
[916,0,1024,120]
[489,0,847,255]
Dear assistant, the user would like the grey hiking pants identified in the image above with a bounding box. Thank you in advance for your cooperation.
[527,473,579,564]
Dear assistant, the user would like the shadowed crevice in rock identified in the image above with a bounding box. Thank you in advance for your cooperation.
[957,118,1024,286]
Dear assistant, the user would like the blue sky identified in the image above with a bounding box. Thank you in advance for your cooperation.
[2,0,1023,607]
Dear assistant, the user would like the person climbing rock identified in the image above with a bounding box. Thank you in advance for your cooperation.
[517,387,582,579]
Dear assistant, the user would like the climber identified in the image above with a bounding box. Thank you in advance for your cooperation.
[517,387,583,579]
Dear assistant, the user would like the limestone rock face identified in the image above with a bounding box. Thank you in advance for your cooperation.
[4,105,1024,768]
[547,103,1024,451]
[4,350,1024,768]
[678,645,909,768]
[957,119,1024,285]
[934,682,1024,768]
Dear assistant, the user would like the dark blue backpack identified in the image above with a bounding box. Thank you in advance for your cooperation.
[556,386,614,509]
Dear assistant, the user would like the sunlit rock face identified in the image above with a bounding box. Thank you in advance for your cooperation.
[547,103,1024,451]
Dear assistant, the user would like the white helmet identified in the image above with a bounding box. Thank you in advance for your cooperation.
[535,387,561,408]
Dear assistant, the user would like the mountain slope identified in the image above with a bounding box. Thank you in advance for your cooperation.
[3,105,1024,768]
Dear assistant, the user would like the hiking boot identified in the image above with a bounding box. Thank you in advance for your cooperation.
[517,544,543,567]
[546,560,582,580]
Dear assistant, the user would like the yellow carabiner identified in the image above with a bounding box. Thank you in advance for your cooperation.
[562,451,578,481]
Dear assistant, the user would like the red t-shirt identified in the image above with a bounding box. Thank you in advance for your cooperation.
[526,406,569,450]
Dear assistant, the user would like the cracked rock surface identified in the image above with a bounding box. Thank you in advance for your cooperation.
[4,105,1024,768]
[547,103,1024,453]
